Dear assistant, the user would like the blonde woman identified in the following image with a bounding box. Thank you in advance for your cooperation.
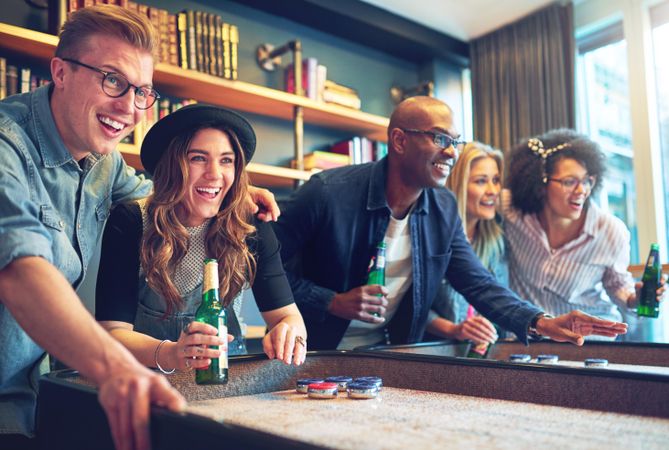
[426,142,505,344]
[96,105,307,372]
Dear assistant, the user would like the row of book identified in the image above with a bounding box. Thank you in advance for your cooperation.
[296,138,388,170]
[56,0,239,80]
[0,58,50,101]
[139,96,197,141]
[285,58,362,110]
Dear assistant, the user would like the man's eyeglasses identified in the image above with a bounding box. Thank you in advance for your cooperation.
[62,58,160,110]
[400,128,466,149]
[547,175,596,193]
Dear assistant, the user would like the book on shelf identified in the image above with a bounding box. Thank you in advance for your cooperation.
[194,10,204,72]
[0,57,6,100]
[230,25,239,80]
[297,151,350,170]
[176,11,188,70]
[213,15,223,77]
[184,10,197,71]
[207,13,217,75]
[316,64,327,102]
[222,22,231,79]
[322,80,361,110]
[324,80,357,95]
[326,137,387,166]
[20,67,31,94]
[167,14,179,66]
[6,65,18,97]
[322,89,361,110]
[285,57,318,99]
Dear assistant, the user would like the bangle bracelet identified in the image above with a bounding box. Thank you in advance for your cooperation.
[154,339,176,374]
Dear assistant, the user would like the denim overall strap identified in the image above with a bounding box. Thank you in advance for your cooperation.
[134,278,247,355]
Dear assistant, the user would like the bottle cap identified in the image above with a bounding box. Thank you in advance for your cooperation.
[325,376,353,391]
[537,354,559,364]
[296,378,325,393]
[584,358,609,367]
[307,382,338,399]
[347,382,379,399]
[353,376,383,390]
[509,354,532,363]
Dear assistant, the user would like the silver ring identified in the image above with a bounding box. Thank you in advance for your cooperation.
[182,323,191,335]
[185,358,192,370]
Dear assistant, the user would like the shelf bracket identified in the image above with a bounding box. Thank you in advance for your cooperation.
[257,40,304,182]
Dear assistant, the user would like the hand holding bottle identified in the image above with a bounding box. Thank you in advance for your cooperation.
[456,314,498,345]
[328,285,388,323]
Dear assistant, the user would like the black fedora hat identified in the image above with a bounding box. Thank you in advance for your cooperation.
[140,104,256,174]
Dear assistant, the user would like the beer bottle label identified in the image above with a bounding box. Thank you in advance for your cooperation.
[218,318,228,371]
[647,254,655,267]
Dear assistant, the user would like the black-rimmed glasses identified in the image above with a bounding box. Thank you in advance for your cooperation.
[547,175,596,193]
[400,128,466,149]
[62,58,160,110]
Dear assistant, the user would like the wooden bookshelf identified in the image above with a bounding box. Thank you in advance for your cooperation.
[0,22,389,186]
[119,147,317,188]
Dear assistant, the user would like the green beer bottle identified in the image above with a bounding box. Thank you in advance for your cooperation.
[637,243,661,318]
[464,305,490,358]
[195,258,228,384]
[366,242,386,318]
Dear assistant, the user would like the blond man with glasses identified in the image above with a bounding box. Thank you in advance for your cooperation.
[0,5,278,450]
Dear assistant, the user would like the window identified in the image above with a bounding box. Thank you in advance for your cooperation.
[576,23,639,263]
[652,1,669,261]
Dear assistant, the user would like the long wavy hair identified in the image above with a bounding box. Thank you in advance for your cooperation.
[446,141,505,271]
[140,125,257,314]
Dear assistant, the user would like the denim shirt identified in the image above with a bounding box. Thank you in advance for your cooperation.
[273,157,541,350]
[0,85,152,436]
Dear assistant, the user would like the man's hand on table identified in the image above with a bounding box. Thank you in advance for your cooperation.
[97,363,185,450]
[535,310,628,346]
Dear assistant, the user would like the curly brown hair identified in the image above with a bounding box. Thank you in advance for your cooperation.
[140,126,256,314]
[508,128,607,215]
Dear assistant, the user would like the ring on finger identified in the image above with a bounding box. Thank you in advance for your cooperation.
[295,335,306,347]
[182,323,191,335]
[185,358,192,370]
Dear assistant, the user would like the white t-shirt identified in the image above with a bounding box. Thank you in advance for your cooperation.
[338,214,413,349]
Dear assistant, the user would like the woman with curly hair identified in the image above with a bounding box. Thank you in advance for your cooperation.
[96,104,306,372]
[504,128,663,326]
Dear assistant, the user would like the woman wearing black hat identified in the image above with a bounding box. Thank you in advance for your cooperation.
[95,104,307,372]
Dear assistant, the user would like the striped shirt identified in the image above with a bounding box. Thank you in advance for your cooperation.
[502,190,634,323]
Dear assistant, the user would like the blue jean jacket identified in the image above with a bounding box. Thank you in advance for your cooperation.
[273,157,541,350]
[0,85,152,436]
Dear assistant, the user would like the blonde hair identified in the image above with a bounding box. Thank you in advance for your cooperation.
[446,142,504,270]
[55,5,157,59]
[140,126,256,314]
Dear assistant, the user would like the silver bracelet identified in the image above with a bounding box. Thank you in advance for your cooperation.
[154,339,176,374]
